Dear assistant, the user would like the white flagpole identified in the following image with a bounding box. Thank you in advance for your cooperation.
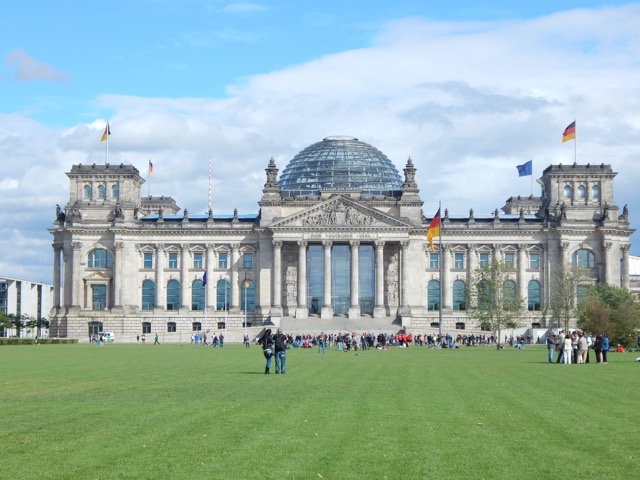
[438,201,443,338]
[208,156,212,213]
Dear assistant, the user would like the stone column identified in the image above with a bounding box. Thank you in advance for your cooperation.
[321,240,333,319]
[296,240,308,318]
[603,241,613,284]
[441,245,452,310]
[373,240,385,318]
[52,244,61,309]
[206,244,215,310]
[622,245,630,289]
[72,241,83,309]
[155,244,165,309]
[180,244,190,310]
[272,240,283,309]
[113,241,124,309]
[399,241,411,316]
[230,244,241,311]
[349,240,360,318]
[518,244,527,304]
[62,243,73,308]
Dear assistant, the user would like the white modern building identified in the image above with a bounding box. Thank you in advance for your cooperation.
[0,276,53,338]
[49,137,634,342]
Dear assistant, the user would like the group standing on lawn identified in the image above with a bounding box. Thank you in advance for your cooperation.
[546,330,609,365]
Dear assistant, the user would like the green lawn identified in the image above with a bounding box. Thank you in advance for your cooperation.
[1,343,637,479]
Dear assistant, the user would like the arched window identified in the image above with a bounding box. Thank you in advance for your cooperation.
[88,249,112,268]
[217,280,230,311]
[503,280,517,303]
[591,185,600,199]
[167,280,180,311]
[142,280,155,311]
[577,185,586,199]
[563,185,572,199]
[528,280,541,311]
[572,249,595,269]
[84,184,92,199]
[241,279,255,312]
[97,184,106,199]
[111,184,119,199]
[427,280,440,311]
[452,280,466,311]
[192,280,205,311]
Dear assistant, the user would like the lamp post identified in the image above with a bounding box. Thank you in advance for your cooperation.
[243,279,249,340]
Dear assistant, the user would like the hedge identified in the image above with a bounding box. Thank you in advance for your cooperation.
[0,338,79,346]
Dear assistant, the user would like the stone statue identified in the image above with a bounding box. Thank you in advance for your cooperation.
[56,204,65,223]
[622,204,629,220]
[114,202,124,219]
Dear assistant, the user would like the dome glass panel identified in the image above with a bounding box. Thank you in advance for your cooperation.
[278,137,403,198]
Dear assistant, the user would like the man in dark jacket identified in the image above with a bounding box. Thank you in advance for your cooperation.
[273,328,288,374]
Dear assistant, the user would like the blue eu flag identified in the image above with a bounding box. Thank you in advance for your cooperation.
[516,160,532,177]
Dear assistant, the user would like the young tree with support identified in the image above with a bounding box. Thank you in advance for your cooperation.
[467,261,526,350]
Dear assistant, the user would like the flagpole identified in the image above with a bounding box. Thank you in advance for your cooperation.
[530,159,533,196]
[105,133,109,165]
[208,156,212,213]
[148,159,151,197]
[574,118,577,164]
[438,201,443,338]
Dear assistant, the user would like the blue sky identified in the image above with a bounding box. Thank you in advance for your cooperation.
[1,1,640,283]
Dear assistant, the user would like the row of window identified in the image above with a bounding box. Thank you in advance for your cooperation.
[87,249,254,270]
[83,184,119,200]
[563,184,600,200]
[88,321,234,335]
[139,279,255,312]
[142,251,253,270]
[427,279,542,312]
[427,249,595,271]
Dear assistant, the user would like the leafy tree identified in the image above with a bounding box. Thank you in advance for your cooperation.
[578,283,640,348]
[549,265,588,332]
[467,261,526,349]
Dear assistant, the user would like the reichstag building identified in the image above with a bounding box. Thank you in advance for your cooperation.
[49,136,633,342]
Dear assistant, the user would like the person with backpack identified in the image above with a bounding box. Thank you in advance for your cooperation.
[273,328,288,374]
[260,329,274,374]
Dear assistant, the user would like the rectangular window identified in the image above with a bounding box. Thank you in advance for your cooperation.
[168,252,178,269]
[479,252,490,268]
[429,253,439,270]
[529,253,540,270]
[167,322,176,333]
[454,253,465,269]
[218,252,228,269]
[143,252,153,269]
[142,322,151,334]
[243,252,253,269]
[0,282,8,314]
[193,252,203,269]
[504,252,515,268]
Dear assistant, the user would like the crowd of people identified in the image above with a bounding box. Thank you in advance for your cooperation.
[545,330,610,364]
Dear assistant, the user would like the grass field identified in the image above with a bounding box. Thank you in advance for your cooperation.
[1,343,637,479]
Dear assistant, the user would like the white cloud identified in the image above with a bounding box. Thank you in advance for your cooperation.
[4,49,68,82]
[2,5,640,283]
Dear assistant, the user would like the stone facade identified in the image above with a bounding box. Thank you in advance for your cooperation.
[49,157,634,342]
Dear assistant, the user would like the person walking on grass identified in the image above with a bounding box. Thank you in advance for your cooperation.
[154,333,160,345]
[273,328,288,374]
[260,329,274,374]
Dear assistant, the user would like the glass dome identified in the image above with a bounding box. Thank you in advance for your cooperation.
[278,136,403,198]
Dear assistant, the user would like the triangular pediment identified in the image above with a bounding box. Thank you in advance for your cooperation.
[83,271,112,281]
[269,196,411,229]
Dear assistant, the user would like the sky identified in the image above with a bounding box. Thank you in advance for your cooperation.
[2,0,640,285]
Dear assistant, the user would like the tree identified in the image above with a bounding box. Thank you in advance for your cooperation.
[467,261,526,349]
[549,265,588,333]
[578,283,640,348]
